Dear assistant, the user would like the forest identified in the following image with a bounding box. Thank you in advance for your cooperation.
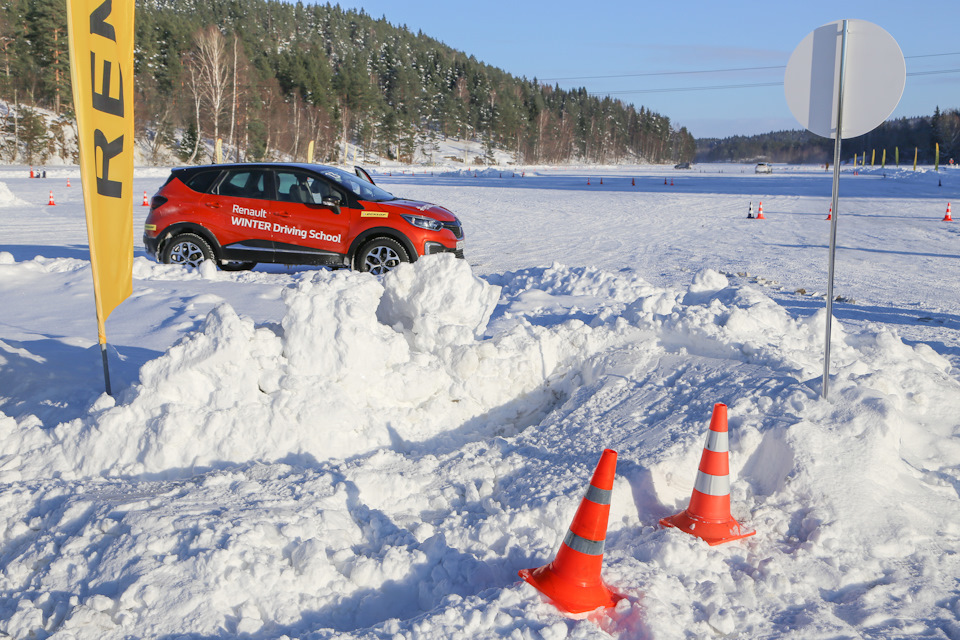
[696,108,960,166]
[0,0,696,166]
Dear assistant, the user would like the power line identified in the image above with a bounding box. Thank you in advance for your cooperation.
[589,68,960,96]
[547,51,960,83]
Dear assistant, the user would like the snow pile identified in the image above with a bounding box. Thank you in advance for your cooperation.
[0,181,30,207]
[1,256,959,638]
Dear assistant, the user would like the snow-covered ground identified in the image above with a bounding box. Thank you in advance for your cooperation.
[1,162,958,639]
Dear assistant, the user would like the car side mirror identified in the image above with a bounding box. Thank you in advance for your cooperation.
[321,194,342,215]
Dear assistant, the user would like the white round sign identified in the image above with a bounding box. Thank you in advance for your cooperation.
[785,19,905,139]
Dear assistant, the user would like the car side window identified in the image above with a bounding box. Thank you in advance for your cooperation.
[275,171,335,205]
[183,170,221,194]
[216,170,269,200]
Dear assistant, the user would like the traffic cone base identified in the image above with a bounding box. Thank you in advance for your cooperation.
[519,560,620,614]
[660,404,756,545]
[519,449,623,614]
[660,508,755,546]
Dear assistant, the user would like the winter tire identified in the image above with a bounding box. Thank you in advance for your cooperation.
[354,237,409,275]
[162,233,214,268]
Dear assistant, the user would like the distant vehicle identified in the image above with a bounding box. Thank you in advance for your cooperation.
[143,163,464,274]
[674,162,692,169]
[755,163,773,174]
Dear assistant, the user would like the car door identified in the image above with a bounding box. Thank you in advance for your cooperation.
[271,169,351,265]
[201,168,277,263]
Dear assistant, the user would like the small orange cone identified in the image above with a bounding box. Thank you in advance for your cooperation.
[664,178,668,185]
[756,201,765,220]
[660,404,755,546]
[670,178,674,186]
[30,167,34,178]
[47,190,55,206]
[631,177,635,186]
[587,178,591,185]
[826,207,832,220]
[142,191,149,206]
[66,178,71,187]
[519,449,622,614]
[600,178,603,185]
[943,203,952,222]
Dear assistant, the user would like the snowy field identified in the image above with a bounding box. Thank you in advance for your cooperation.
[1,162,959,639]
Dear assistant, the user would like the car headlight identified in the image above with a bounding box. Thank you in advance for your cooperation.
[401,214,443,231]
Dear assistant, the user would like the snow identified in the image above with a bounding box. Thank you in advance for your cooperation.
[1,162,959,639]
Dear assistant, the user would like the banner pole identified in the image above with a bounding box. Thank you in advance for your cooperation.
[823,19,849,400]
[100,341,112,396]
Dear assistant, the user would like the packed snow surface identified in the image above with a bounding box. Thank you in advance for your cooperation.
[0,163,959,638]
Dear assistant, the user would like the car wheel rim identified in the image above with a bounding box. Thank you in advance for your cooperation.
[170,241,205,268]
[364,246,401,275]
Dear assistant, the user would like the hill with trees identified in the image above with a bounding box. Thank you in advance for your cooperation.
[0,0,695,166]
[696,108,960,166]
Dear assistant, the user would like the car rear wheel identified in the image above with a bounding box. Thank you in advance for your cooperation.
[354,237,409,275]
[162,233,214,268]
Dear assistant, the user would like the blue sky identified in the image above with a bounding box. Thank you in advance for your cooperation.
[330,1,959,139]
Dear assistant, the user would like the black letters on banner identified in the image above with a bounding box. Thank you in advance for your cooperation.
[94,131,123,198]
[87,0,124,199]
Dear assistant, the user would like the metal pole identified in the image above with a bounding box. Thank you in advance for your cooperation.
[822,20,849,399]
[100,341,112,396]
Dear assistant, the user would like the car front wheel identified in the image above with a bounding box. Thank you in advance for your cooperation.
[162,233,214,268]
[354,237,410,275]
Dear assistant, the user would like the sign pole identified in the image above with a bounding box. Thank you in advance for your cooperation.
[822,19,849,399]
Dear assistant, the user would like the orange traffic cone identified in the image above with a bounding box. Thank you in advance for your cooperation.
[600,178,603,185]
[30,167,34,178]
[587,178,591,185]
[670,178,674,186]
[943,203,952,222]
[142,191,149,206]
[660,404,755,546]
[519,449,622,614]
[47,190,55,206]
[66,178,71,187]
[631,177,635,186]
[826,207,832,220]
[756,201,765,220]
[664,178,668,185]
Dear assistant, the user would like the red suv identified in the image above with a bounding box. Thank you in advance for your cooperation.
[143,163,464,274]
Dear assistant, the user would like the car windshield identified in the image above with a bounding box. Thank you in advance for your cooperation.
[315,166,395,202]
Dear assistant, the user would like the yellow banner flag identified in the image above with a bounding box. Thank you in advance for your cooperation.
[67,0,135,345]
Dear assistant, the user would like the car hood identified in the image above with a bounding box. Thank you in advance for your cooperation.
[366,199,458,222]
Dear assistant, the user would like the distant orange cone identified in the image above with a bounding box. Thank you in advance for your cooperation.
[30,167,34,178]
[944,203,952,222]
[670,178,674,186]
[826,207,832,220]
[660,404,755,546]
[142,191,149,206]
[756,201,765,220]
[587,178,591,185]
[47,190,55,206]
[66,178,71,187]
[664,178,668,185]
[600,178,603,185]
[631,177,635,186]
[519,449,622,614]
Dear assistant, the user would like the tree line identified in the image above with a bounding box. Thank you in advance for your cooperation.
[696,108,960,166]
[0,0,696,166]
